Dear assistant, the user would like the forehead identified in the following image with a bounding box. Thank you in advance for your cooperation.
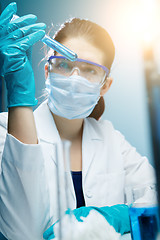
[59,37,105,65]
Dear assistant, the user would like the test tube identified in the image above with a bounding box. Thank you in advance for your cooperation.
[11,15,78,61]
[62,140,73,240]
[55,142,62,240]
[55,140,73,240]
[62,140,72,212]
[41,35,77,61]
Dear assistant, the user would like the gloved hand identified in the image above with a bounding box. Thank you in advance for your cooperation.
[43,204,131,239]
[0,2,46,107]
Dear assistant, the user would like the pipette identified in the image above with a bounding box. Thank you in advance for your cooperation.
[11,15,78,61]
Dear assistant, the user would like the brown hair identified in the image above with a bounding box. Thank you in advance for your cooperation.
[89,97,105,120]
[47,18,115,120]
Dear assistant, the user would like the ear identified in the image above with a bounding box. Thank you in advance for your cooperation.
[100,77,113,96]
[45,63,49,79]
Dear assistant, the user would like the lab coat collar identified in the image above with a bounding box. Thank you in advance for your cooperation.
[34,100,61,143]
[83,117,103,141]
[82,117,103,182]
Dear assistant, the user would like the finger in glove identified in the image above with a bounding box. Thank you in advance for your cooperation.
[0,2,17,32]
[1,14,38,38]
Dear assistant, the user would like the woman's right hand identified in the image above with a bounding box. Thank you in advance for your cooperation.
[0,2,46,107]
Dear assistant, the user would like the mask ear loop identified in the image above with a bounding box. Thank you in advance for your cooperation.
[48,60,53,72]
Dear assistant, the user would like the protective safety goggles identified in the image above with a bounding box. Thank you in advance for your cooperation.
[48,56,109,85]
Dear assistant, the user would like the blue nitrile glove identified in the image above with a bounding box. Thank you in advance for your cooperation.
[43,204,130,239]
[0,2,46,107]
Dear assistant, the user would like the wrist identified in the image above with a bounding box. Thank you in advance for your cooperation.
[5,61,38,107]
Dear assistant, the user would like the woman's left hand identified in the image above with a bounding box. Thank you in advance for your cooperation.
[43,205,130,239]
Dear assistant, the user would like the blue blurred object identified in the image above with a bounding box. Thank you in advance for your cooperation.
[143,45,160,221]
[129,205,159,240]
[0,76,2,112]
[0,232,7,240]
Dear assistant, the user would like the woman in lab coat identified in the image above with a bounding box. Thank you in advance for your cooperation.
[0,3,156,240]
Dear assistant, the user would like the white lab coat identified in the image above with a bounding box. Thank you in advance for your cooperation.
[0,100,156,240]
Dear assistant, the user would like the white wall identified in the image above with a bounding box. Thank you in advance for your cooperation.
[60,0,154,162]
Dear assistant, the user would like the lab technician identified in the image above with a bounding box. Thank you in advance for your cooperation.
[0,2,156,240]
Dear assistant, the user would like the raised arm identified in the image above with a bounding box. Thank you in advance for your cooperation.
[0,3,51,239]
[8,107,38,144]
[0,2,46,144]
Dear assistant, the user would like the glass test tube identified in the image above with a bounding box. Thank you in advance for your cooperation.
[55,140,73,240]
[55,142,63,240]
[41,35,77,61]
[62,140,73,240]
[62,140,72,212]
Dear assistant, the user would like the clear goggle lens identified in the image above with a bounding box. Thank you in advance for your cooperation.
[49,57,109,84]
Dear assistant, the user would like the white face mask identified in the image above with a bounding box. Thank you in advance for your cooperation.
[45,72,101,119]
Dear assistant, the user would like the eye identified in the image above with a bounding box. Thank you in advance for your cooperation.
[84,67,97,75]
[56,61,69,69]
[55,61,70,71]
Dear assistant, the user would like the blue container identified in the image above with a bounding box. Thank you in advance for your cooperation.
[129,205,159,240]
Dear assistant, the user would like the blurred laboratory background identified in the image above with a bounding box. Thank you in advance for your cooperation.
[0,0,160,166]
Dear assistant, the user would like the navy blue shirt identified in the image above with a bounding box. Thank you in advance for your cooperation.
[0,232,7,240]
[71,171,85,208]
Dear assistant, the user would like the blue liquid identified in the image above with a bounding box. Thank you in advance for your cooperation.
[129,206,159,240]
[41,35,77,61]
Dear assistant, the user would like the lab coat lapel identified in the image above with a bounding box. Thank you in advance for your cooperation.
[34,101,76,205]
[34,100,61,163]
[82,118,103,182]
